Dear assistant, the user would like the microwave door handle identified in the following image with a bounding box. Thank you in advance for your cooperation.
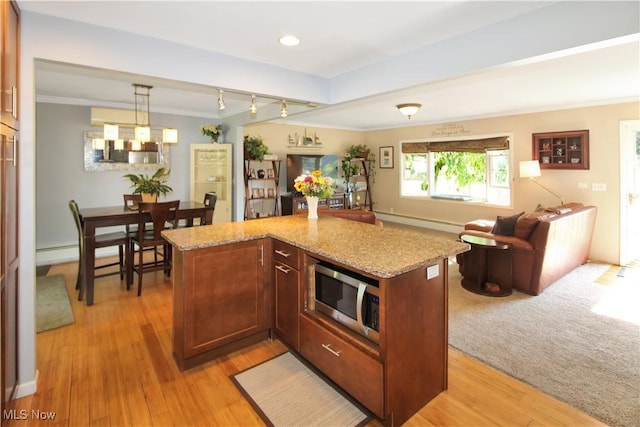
[356,283,366,330]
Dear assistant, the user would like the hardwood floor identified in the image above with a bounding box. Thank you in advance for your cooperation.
[9,259,606,426]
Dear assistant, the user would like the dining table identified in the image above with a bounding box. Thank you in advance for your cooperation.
[78,200,211,305]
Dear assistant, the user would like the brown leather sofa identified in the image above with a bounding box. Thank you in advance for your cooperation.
[296,208,381,226]
[456,203,597,295]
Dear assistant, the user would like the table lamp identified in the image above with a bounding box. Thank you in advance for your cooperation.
[519,160,564,205]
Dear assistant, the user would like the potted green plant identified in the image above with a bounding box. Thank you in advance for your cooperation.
[244,135,270,161]
[123,167,173,202]
[344,144,376,183]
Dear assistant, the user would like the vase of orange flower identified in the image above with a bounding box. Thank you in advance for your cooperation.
[293,170,334,220]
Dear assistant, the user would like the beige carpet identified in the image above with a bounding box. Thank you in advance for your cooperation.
[232,351,372,427]
[448,260,640,427]
[36,274,74,333]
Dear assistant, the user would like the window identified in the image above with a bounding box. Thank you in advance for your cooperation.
[400,136,512,206]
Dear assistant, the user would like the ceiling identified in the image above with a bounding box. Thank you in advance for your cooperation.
[22,1,640,130]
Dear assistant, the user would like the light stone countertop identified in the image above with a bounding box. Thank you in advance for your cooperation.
[162,216,469,278]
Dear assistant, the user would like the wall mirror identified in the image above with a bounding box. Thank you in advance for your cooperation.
[83,131,170,172]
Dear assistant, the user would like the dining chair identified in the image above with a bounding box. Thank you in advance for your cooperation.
[201,192,218,225]
[69,200,130,301]
[128,200,180,296]
[177,193,217,227]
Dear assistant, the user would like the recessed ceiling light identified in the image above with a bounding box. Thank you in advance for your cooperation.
[279,35,300,47]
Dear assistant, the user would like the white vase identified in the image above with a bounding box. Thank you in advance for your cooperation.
[306,196,319,220]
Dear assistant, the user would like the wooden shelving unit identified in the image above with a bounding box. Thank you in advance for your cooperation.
[532,130,589,170]
[347,157,373,209]
[244,159,282,220]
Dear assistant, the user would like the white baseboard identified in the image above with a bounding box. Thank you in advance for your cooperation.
[14,370,38,398]
[375,211,464,235]
[36,245,120,266]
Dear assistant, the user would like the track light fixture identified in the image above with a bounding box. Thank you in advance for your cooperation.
[396,103,422,119]
[218,89,226,110]
[249,95,258,114]
[280,99,288,118]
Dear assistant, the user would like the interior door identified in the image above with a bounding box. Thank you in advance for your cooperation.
[619,120,640,265]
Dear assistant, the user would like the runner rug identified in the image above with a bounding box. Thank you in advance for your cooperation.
[36,274,74,333]
[231,351,372,427]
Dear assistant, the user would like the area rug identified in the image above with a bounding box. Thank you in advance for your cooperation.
[36,274,74,333]
[448,261,640,427]
[231,351,372,427]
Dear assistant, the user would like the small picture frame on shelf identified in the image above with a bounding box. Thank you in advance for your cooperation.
[251,188,261,198]
[249,168,256,179]
[258,188,265,198]
[267,168,275,179]
[267,188,275,198]
[379,146,394,169]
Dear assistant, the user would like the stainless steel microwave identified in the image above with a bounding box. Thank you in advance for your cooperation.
[308,262,380,343]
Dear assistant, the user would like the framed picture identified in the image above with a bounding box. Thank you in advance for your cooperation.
[267,168,275,179]
[380,146,394,169]
[267,188,275,198]
[258,188,265,198]
[251,188,261,198]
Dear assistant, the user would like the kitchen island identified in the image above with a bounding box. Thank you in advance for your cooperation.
[162,215,469,426]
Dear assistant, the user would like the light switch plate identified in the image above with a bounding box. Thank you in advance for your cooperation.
[592,183,607,191]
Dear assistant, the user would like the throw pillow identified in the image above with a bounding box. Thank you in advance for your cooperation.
[491,211,524,236]
[514,214,540,240]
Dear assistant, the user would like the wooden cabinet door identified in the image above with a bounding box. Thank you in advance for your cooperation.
[179,239,268,358]
[274,261,300,350]
[2,1,20,129]
[0,125,18,408]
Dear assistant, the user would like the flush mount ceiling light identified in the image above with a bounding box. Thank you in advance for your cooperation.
[218,89,226,110]
[396,103,422,119]
[249,95,258,114]
[279,35,300,47]
[280,100,288,118]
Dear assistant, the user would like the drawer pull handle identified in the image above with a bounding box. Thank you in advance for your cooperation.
[275,265,291,274]
[275,249,291,258]
[321,343,341,357]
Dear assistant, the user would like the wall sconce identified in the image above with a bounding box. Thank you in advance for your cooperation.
[103,124,119,140]
[280,99,288,118]
[519,160,564,205]
[218,89,226,110]
[396,103,421,119]
[249,95,258,114]
[162,128,178,144]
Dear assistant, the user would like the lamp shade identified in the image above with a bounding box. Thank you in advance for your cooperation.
[162,128,178,144]
[519,160,541,178]
[134,126,151,143]
[92,138,105,150]
[103,124,119,140]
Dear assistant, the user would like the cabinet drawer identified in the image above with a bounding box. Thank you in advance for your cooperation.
[272,240,300,269]
[300,315,383,418]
